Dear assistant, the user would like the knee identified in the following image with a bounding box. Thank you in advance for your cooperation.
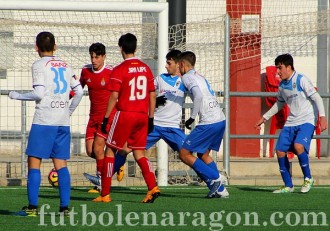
[294,143,304,154]
[276,150,286,158]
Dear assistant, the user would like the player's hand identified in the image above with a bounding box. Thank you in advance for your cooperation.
[185,118,195,130]
[319,116,328,132]
[254,117,266,130]
[148,117,154,134]
[101,117,109,134]
[156,95,167,108]
[8,91,20,99]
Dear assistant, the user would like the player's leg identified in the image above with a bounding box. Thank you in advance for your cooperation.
[53,158,70,215]
[84,135,107,192]
[84,117,109,191]
[114,144,132,181]
[273,127,294,193]
[294,123,315,193]
[15,156,41,216]
[197,121,227,186]
[93,112,124,202]
[83,118,99,191]
[17,156,42,216]
[179,123,223,197]
[51,126,71,214]
[180,147,221,197]
[85,139,96,158]
[196,152,228,197]
[83,139,100,191]
[85,117,97,159]
[130,113,159,203]
[16,124,56,216]
[161,127,186,152]
[134,150,160,203]
[92,145,114,202]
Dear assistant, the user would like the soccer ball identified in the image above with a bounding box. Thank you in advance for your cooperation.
[48,168,58,187]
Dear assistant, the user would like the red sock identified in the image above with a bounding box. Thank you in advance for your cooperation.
[101,157,114,196]
[96,159,104,176]
[137,157,157,190]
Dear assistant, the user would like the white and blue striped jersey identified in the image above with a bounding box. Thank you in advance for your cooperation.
[182,69,225,125]
[31,56,80,126]
[278,71,319,126]
[154,73,187,128]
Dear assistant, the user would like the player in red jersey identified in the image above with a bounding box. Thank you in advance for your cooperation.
[92,33,159,203]
[80,43,116,193]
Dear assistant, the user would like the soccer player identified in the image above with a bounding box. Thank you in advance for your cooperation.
[178,51,229,198]
[9,31,83,216]
[79,43,123,193]
[109,49,187,172]
[92,33,159,203]
[255,53,328,194]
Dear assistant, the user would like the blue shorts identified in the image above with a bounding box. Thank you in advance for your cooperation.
[26,124,71,160]
[182,120,226,154]
[276,123,315,153]
[146,125,186,152]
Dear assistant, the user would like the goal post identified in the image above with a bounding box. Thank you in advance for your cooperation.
[0,0,169,186]
[0,0,169,76]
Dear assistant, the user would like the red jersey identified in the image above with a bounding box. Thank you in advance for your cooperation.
[109,58,155,114]
[80,64,113,116]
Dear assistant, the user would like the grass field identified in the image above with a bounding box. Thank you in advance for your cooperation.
[1,185,329,231]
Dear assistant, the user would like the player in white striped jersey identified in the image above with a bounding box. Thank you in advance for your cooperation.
[178,51,228,199]
[9,32,83,216]
[255,53,327,194]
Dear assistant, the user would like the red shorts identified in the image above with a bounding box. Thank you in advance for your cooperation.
[85,112,115,140]
[106,111,148,150]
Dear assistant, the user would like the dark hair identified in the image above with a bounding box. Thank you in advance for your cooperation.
[118,33,137,54]
[275,53,295,71]
[36,31,55,52]
[179,51,196,66]
[89,42,106,56]
[166,49,181,63]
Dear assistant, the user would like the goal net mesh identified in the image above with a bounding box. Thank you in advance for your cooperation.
[0,0,327,186]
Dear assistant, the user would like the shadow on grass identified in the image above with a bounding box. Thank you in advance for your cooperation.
[236,186,273,192]
[0,210,14,216]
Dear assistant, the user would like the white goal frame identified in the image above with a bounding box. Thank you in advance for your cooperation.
[0,0,169,186]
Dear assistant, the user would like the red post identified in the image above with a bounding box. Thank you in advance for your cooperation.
[227,0,261,157]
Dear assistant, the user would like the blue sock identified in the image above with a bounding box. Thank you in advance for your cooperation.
[207,161,225,192]
[192,158,219,183]
[284,155,291,176]
[27,168,41,207]
[297,151,312,179]
[114,154,127,173]
[57,167,70,208]
[278,157,293,188]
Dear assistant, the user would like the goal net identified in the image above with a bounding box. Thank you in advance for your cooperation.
[0,0,168,187]
[0,0,328,188]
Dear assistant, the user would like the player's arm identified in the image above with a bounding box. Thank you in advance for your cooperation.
[149,90,156,118]
[190,86,203,119]
[254,100,285,130]
[101,91,118,133]
[104,91,118,118]
[69,84,83,116]
[8,85,45,101]
[185,86,203,129]
[148,90,156,133]
[310,92,328,131]
[154,76,167,107]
